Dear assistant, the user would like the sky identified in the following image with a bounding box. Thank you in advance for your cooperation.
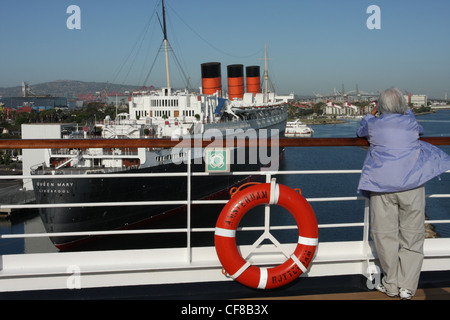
[1,0,449,98]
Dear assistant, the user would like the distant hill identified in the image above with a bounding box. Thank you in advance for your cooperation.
[0,80,140,98]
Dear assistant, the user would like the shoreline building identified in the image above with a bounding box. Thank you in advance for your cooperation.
[324,100,359,116]
[405,94,427,107]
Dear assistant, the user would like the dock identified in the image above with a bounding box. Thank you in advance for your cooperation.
[0,170,35,219]
[0,208,11,218]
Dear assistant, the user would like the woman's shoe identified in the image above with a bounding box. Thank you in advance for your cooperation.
[399,288,413,300]
[375,284,398,297]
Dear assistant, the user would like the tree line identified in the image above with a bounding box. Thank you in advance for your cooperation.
[0,102,121,138]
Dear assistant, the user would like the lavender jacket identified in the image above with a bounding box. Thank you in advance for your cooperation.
[357,109,450,196]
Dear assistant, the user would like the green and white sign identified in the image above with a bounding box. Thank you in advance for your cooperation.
[205,148,230,173]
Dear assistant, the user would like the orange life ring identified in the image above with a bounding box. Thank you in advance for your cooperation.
[214,181,318,289]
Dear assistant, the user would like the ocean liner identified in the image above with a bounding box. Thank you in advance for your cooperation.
[29,1,291,250]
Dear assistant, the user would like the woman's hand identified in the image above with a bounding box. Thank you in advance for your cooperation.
[371,106,378,116]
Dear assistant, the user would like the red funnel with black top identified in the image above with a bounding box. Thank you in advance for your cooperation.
[201,62,222,96]
[246,65,261,96]
[227,64,244,100]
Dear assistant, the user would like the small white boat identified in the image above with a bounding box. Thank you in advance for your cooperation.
[285,119,313,137]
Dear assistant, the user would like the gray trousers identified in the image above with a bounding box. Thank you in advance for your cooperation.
[370,186,425,294]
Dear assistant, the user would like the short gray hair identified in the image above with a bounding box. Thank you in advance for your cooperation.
[378,87,408,114]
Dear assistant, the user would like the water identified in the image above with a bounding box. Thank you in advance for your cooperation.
[1,110,450,254]
[415,110,450,237]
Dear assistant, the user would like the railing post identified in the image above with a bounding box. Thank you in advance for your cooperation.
[264,173,273,235]
[362,197,379,284]
[186,149,192,264]
[362,198,370,245]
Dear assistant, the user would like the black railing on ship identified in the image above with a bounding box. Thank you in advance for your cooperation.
[0,137,450,149]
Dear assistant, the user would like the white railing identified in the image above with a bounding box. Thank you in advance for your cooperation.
[0,150,449,294]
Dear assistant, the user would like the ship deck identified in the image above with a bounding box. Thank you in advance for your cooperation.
[0,137,449,301]
[250,287,450,300]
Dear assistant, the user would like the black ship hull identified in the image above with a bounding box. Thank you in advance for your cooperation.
[32,146,284,250]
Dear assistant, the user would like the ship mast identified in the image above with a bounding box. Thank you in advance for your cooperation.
[162,0,171,90]
[264,42,268,103]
